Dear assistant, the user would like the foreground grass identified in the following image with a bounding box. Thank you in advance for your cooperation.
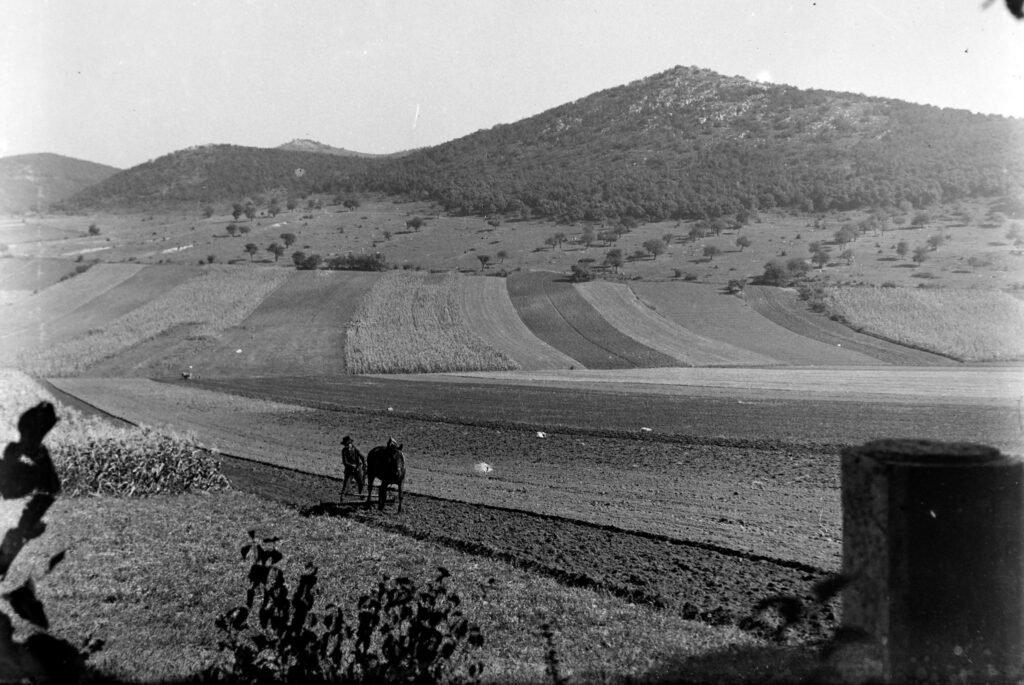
[822,286,1024,361]
[21,265,289,376]
[346,271,519,374]
[17,491,827,684]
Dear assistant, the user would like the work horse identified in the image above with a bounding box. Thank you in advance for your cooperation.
[365,437,405,513]
[339,435,366,502]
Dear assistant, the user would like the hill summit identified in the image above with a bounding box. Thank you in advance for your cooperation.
[276,139,381,157]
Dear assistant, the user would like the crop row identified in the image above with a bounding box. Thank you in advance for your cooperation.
[822,286,1024,362]
[345,271,519,374]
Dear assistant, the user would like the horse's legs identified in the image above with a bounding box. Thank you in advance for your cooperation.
[378,481,387,510]
[364,476,374,508]
[397,480,403,513]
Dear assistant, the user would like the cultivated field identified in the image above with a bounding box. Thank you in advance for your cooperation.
[346,271,519,374]
[822,286,1024,361]
[576,281,775,366]
[456,274,579,370]
[744,285,959,365]
[22,266,289,376]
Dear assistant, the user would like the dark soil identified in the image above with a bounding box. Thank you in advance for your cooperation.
[219,453,840,644]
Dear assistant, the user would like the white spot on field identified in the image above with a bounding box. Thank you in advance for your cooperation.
[235,349,242,354]
[473,462,493,476]
[640,427,652,432]
[387,407,394,412]
[536,431,547,438]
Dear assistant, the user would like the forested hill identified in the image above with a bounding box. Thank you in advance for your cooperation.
[69,144,373,208]
[355,66,1024,221]
[0,153,119,213]
[68,66,1023,218]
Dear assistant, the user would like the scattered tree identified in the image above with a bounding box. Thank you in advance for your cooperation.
[239,224,251,236]
[406,216,424,231]
[643,239,666,259]
[926,234,945,251]
[383,231,391,241]
[244,204,256,221]
[912,245,929,264]
[267,242,285,262]
[496,249,508,263]
[811,249,829,268]
[232,203,244,221]
[202,205,215,219]
[226,223,239,238]
[268,199,281,217]
[604,248,623,272]
[343,198,360,210]
[281,232,297,247]
[477,254,490,271]
[570,262,593,282]
[662,233,674,246]
[292,251,306,267]
[703,245,721,261]
[244,243,258,261]
[735,236,751,251]
[896,241,909,260]
[911,211,930,228]
[581,226,596,249]
[286,198,298,211]
[839,249,855,265]
[553,232,567,249]
[87,223,100,236]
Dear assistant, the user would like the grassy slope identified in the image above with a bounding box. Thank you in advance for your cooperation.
[629,282,880,366]
[745,286,960,365]
[456,274,581,370]
[576,281,776,366]
[0,256,77,291]
[31,492,769,684]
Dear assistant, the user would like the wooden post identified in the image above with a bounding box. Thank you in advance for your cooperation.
[841,439,1023,683]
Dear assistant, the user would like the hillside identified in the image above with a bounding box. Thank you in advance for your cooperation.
[0,153,119,213]
[61,66,1023,220]
[358,66,1024,221]
[69,144,373,208]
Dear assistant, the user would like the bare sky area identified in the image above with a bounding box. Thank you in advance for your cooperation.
[1,0,1021,169]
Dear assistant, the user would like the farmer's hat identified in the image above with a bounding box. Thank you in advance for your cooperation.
[342,435,353,445]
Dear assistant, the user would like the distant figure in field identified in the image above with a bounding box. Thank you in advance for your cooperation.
[181,365,193,381]
[339,435,366,502]
[365,437,406,513]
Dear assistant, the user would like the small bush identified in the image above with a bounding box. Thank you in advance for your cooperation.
[211,533,484,684]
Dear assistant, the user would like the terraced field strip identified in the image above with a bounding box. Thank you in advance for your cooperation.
[346,271,518,374]
[456,274,580,370]
[25,266,290,376]
[0,264,204,358]
[0,257,74,291]
[48,376,842,571]
[507,271,677,369]
[630,281,880,366]
[576,281,775,366]
[2,262,146,336]
[177,269,380,377]
[823,287,1024,362]
[745,285,959,366]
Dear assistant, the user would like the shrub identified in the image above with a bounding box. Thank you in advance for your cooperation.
[326,253,389,272]
[210,533,484,684]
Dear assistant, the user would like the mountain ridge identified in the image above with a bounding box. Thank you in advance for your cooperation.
[0,153,120,213]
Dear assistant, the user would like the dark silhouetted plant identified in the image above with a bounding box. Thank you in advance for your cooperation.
[212,532,484,684]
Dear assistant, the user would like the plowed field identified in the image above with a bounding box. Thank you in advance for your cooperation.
[457,274,579,369]
[507,271,677,369]
[576,281,774,366]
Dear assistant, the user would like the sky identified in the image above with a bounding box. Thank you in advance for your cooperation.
[2,0,1022,169]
